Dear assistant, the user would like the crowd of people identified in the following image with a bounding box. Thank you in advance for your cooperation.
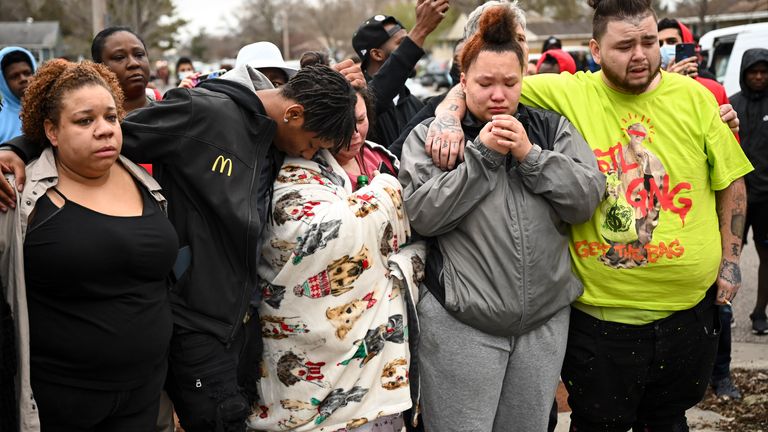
[0,0,765,431]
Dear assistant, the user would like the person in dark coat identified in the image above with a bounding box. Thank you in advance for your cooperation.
[731,48,768,336]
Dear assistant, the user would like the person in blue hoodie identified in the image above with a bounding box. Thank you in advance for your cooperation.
[0,47,36,142]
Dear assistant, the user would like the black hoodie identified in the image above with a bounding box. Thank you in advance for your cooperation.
[731,48,768,204]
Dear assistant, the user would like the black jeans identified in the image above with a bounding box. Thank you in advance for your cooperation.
[165,317,262,432]
[711,304,733,381]
[562,288,720,432]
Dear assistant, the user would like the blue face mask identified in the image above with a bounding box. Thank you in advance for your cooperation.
[660,44,676,69]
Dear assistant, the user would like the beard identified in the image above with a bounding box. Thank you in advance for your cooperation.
[602,59,662,94]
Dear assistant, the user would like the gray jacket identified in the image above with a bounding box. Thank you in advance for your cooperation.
[0,147,165,431]
[399,107,605,336]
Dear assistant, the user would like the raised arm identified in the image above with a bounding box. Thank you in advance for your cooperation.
[120,88,193,163]
[368,0,447,114]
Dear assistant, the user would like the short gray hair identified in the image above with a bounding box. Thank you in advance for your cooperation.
[464,0,527,40]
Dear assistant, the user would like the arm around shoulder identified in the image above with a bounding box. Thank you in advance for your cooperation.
[518,117,605,224]
[120,88,195,164]
[399,123,504,236]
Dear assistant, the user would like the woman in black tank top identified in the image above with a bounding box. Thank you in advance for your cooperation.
[8,60,178,431]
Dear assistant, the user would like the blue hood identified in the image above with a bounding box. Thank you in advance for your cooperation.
[0,46,36,142]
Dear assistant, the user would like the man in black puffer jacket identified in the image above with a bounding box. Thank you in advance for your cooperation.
[731,48,768,336]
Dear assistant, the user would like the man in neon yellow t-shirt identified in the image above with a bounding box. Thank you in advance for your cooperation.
[423,0,752,430]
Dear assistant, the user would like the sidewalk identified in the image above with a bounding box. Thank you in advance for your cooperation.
[554,341,768,432]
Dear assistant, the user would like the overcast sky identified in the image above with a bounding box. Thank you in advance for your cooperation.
[174,0,682,39]
[176,0,243,38]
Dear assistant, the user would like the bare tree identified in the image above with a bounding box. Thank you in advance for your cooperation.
[106,0,188,52]
[0,0,186,59]
[237,0,286,48]
[519,0,586,20]
[298,0,377,58]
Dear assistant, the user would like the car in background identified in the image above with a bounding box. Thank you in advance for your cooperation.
[528,46,599,73]
[420,59,452,90]
[699,22,768,96]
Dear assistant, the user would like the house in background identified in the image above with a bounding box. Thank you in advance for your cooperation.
[0,20,61,64]
[672,0,768,35]
[431,12,592,56]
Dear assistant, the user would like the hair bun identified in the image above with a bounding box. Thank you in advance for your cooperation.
[478,5,516,45]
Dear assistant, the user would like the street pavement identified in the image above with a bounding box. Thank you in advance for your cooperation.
[555,232,768,432]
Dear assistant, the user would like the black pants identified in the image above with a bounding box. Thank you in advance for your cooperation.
[165,317,262,432]
[562,288,720,432]
[711,304,733,381]
[32,362,166,432]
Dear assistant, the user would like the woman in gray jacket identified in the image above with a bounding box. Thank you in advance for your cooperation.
[398,6,604,432]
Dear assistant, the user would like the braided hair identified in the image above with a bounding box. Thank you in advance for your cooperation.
[280,65,357,153]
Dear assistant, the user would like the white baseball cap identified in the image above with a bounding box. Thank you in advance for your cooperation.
[235,42,297,78]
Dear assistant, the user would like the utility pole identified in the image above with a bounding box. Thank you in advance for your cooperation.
[92,0,107,36]
[134,0,141,33]
[282,10,290,59]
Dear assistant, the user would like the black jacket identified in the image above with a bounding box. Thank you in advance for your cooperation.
[123,78,280,343]
[731,48,768,204]
[6,70,280,343]
[367,37,425,147]
[389,93,446,159]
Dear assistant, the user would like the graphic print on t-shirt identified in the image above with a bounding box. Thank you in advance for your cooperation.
[579,113,692,269]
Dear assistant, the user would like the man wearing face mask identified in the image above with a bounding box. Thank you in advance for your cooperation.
[657,18,738,138]
[176,56,196,85]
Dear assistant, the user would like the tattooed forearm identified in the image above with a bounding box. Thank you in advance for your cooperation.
[434,115,459,131]
[731,212,745,238]
[716,197,725,229]
[731,242,742,257]
[435,86,466,117]
[719,260,742,286]
[716,179,746,254]
[448,86,465,99]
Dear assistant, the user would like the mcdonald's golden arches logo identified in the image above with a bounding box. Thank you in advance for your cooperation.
[212,155,233,177]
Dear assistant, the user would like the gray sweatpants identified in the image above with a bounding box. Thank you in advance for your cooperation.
[417,291,569,432]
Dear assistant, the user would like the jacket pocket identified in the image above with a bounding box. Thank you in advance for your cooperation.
[440,259,459,313]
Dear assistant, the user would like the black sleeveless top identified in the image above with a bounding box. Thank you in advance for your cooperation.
[24,183,178,390]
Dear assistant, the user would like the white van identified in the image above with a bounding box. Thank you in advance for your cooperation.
[699,22,768,97]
